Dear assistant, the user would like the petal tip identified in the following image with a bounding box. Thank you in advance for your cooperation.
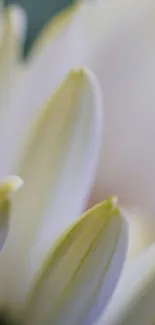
[0,176,24,194]
[8,4,27,41]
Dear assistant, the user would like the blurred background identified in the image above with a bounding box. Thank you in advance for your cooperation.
[6,0,74,54]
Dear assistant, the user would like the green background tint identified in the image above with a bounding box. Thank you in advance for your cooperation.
[6,0,74,53]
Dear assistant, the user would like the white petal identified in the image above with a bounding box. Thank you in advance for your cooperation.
[81,0,155,216]
[98,243,155,325]
[0,176,23,252]
[22,2,87,120]
[8,5,27,45]
[122,208,155,263]
[24,199,128,325]
[3,3,87,178]
[0,175,23,194]
[0,68,103,314]
[0,5,27,177]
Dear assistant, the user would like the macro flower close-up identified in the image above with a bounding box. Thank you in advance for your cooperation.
[0,0,155,324]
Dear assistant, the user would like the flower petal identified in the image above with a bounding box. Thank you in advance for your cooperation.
[23,2,87,117]
[0,68,103,313]
[123,208,155,263]
[24,198,128,325]
[8,5,27,47]
[0,4,26,104]
[82,0,155,217]
[0,176,23,252]
[5,3,87,178]
[0,5,27,177]
[98,243,155,325]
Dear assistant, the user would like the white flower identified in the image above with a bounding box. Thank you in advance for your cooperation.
[26,1,155,324]
[23,0,155,216]
[0,4,123,324]
[81,0,155,218]
[30,0,155,262]
[0,4,129,324]
[0,16,128,322]
[0,2,154,325]
[98,242,155,325]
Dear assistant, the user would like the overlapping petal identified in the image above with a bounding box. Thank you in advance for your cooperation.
[0,5,27,177]
[0,176,23,251]
[21,2,87,121]
[24,198,128,325]
[24,0,155,221]
[81,0,155,218]
[98,243,155,325]
[0,68,102,316]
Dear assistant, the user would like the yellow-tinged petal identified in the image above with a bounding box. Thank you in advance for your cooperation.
[122,208,155,263]
[29,2,80,57]
[0,5,27,177]
[0,176,23,252]
[22,1,87,119]
[98,243,155,325]
[0,68,103,315]
[0,175,23,194]
[5,2,87,178]
[24,198,128,325]
[0,5,26,92]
